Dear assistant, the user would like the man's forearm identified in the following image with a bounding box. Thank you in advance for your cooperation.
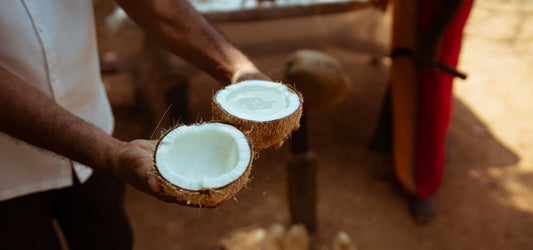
[0,67,123,174]
[115,0,258,84]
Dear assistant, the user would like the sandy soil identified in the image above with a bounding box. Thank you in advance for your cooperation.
[102,0,533,249]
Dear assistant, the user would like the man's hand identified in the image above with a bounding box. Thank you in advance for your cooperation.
[111,139,176,203]
[230,64,271,84]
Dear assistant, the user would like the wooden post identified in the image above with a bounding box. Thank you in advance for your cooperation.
[137,36,190,134]
[288,114,317,232]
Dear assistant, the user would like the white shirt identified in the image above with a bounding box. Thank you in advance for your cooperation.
[0,0,114,201]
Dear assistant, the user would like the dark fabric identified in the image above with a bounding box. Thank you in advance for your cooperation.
[0,172,133,250]
[0,189,62,249]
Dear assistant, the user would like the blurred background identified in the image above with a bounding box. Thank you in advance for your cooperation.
[94,0,533,249]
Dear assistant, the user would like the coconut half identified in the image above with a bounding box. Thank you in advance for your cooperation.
[152,123,253,207]
[212,80,303,151]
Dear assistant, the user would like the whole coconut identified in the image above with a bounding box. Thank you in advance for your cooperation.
[284,50,352,111]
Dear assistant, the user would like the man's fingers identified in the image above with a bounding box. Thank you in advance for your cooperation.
[147,174,161,193]
[146,173,177,203]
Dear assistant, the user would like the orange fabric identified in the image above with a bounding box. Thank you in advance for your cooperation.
[390,0,417,193]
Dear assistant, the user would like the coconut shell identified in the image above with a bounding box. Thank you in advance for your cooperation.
[150,123,254,208]
[284,49,352,111]
[212,83,303,151]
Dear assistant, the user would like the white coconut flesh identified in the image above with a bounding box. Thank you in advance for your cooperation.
[215,80,301,122]
[155,123,251,191]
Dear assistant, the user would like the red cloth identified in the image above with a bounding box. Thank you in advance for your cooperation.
[413,0,473,196]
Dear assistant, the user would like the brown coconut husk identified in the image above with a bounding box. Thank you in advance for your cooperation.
[212,83,303,151]
[150,122,254,208]
[284,49,352,111]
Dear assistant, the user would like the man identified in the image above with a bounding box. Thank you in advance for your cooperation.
[0,0,269,249]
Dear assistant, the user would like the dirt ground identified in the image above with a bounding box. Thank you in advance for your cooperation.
[102,0,533,249]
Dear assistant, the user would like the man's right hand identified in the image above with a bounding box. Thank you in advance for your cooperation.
[111,139,177,203]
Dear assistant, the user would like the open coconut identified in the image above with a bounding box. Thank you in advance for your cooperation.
[151,122,253,208]
[212,80,303,151]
